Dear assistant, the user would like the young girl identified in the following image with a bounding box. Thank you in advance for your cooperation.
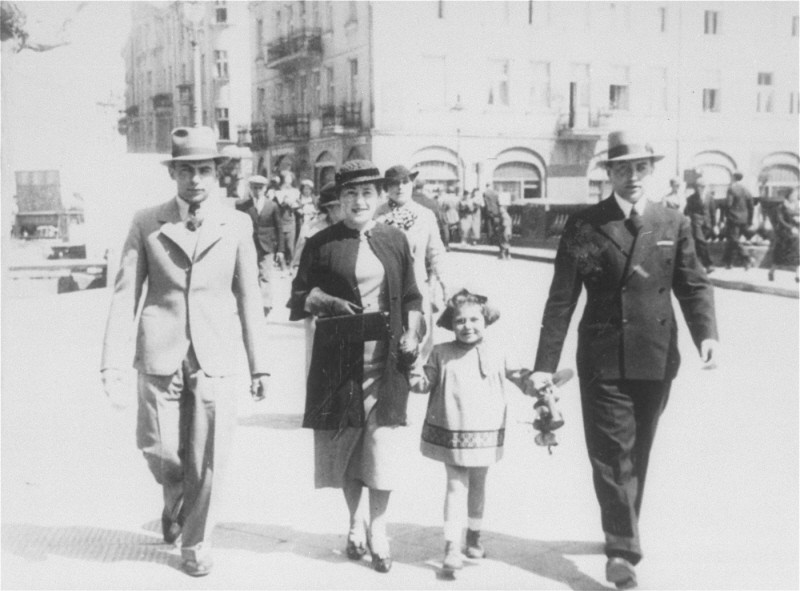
[411,288,531,574]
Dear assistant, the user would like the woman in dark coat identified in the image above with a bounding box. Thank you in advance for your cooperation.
[288,160,423,573]
[768,188,799,282]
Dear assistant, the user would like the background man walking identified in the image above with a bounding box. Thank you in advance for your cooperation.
[100,127,271,577]
[531,130,719,590]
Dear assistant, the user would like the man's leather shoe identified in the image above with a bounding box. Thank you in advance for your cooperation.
[606,557,637,589]
[161,509,182,544]
[181,556,213,577]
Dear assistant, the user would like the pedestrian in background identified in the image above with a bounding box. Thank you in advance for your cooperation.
[376,164,449,362]
[101,127,271,577]
[277,170,301,268]
[683,175,715,273]
[289,160,423,574]
[768,188,799,282]
[413,177,450,247]
[722,171,755,269]
[440,187,461,244]
[237,175,285,317]
[531,129,719,590]
[297,179,317,238]
[411,289,531,576]
[661,177,682,210]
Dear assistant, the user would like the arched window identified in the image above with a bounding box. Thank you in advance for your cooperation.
[492,161,542,202]
[760,165,799,200]
[315,150,337,188]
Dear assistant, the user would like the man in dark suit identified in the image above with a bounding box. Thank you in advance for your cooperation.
[722,171,755,269]
[530,130,719,589]
[683,176,715,273]
[236,175,285,317]
[101,127,271,577]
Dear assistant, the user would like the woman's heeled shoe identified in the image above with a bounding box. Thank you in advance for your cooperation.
[367,536,392,573]
[346,537,367,560]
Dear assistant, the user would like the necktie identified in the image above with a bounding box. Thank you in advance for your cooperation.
[627,207,643,234]
[186,203,202,231]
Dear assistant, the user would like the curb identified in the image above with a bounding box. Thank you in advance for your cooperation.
[447,243,799,299]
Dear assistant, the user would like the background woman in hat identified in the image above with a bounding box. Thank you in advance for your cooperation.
[411,288,532,575]
[289,160,423,573]
[375,164,449,362]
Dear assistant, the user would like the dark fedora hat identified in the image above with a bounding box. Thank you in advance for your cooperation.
[335,159,383,189]
[436,288,501,331]
[161,127,230,166]
[383,164,419,188]
[318,181,340,207]
[596,129,664,165]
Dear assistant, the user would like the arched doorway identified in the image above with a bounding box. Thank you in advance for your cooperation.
[690,151,736,203]
[345,146,366,162]
[489,147,547,203]
[759,152,799,200]
[411,146,460,194]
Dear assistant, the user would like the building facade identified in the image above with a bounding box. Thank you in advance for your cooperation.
[122,1,251,155]
[249,1,798,204]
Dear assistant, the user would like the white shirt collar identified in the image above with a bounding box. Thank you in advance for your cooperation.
[613,193,647,218]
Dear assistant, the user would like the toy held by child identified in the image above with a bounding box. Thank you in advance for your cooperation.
[410,288,532,577]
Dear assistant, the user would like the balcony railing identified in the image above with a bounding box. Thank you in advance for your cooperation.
[266,28,322,68]
[273,113,310,140]
[250,122,269,150]
[321,102,363,131]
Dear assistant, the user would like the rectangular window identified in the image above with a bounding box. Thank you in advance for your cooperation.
[298,72,308,113]
[348,59,359,103]
[216,108,229,140]
[790,91,799,114]
[702,88,720,112]
[528,61,550,109]
[608,66,630,111]
[488,59,510,107]
[275,82,284,115]
[256,19,263,57]
[312,1,320,28]
[326,66,334,104]
[215,50,228,79]
[326,1,333,30]
[571,63,590,108]
[658,6,667,32]
[793,15,798,36]
[704,10,720,34]
[438,0,444,19]
[419,56,447,109]
[348,0,357,23]
[757,72,774,113]
[257,87,266,118]
[215,1,227,24]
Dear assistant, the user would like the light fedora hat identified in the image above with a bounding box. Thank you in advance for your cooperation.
[161,126,230,166]
[596,129,664,165]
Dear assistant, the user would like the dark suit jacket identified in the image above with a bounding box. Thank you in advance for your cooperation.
[237,197,284,257]
[289,222,422,428]
[534,196,718,382]
[683,190,713,229]
[725,181,754,225]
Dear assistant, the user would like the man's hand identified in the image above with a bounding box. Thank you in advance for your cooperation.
[274,252,285,266]
[250,374,270,401]
[101,368,128,409]
[700,339,719,370]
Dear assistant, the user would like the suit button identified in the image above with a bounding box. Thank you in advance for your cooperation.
[659,287,666,293]
[622,319,628,325]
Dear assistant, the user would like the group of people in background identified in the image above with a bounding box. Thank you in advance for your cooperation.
[662,171,799,281]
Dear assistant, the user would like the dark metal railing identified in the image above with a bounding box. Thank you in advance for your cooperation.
[273,113,310,139]
[321,101,363,130]
[266,28,322,64]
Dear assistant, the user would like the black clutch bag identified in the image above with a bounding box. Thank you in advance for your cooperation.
[314,312,391,346]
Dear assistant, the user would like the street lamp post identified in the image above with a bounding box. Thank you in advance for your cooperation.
[451,94,465,191]
[182,1,205,127]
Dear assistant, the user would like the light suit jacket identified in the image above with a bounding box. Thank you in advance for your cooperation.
[534,196,718,382]
[102,198,269,377]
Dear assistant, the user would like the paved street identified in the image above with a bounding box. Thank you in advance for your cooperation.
[2,252,798,590]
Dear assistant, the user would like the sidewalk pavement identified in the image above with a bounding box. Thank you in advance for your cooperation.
[447,242,800,299]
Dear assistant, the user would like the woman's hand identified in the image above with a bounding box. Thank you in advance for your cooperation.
[398,331,420,369]
[305,287,362,317]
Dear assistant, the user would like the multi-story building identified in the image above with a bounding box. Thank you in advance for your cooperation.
[249,1,799,204]
[122,1,251,155]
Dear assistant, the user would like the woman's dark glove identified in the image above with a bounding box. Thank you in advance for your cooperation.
[305,287,362,317]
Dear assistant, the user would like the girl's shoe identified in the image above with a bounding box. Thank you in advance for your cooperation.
[346,535,367,560]
[465,529,485,559]
[442,541,463,572]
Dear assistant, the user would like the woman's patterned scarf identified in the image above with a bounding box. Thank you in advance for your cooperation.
[378,199,418,231]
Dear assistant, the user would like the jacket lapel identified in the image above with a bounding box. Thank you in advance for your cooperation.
[194,208,227,261]
[157,200,197,262]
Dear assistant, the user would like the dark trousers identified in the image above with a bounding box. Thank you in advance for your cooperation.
[690,223,713,268]
[580,378,672,564]
[722,222,748,266]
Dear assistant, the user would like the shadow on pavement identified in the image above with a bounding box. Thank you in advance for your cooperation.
[1,523,183,573]
[238,413,304,429]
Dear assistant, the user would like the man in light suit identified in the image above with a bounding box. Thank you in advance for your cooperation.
[101,127,270,577]
[530,130,719,589]
[236,175,285,317]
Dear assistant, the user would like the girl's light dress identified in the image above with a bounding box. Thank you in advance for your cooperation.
[413,340,528,467]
